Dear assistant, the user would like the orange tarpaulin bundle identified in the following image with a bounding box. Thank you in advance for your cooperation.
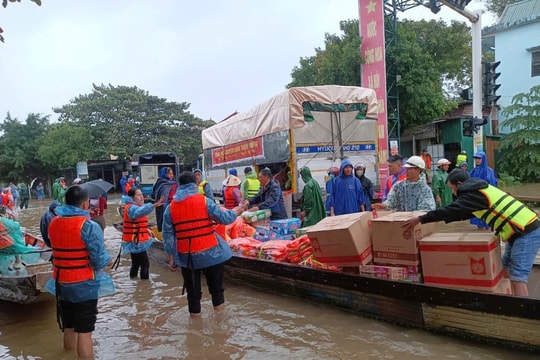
[255,240,290,262]
[284,235,313,264]
[226,217,257,239]
[227,237,262,258]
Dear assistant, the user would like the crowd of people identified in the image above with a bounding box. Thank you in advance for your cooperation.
[11,149,540,357]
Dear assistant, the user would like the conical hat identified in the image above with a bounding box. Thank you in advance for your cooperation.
[223,175,241,187]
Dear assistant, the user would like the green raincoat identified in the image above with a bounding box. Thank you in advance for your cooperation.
[300,167,326,227]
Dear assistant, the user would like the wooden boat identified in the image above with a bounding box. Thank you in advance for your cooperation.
[0,233,53,304]
[142,237,540,354]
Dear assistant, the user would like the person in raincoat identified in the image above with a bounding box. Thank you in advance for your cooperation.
[18,183,30,210]
[162,171,244,318]
[469,151,498,229]
[151,167,178,232]
[299,166,326,227]
[40,200,61,247]
[324,167,339,215]
[329,159,365,215]
[432,159,453,208]
[44,185,115,359]
[193,168,215,201]
[240,167,261,200]
[354,163,374,211]
[121,188,164,279]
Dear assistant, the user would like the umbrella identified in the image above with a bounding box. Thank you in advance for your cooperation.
[80,179,114,198]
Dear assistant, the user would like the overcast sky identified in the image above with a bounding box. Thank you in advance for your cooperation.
[1,0,496,123]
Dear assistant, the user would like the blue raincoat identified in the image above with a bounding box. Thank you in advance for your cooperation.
[120,195,156,253]
[45,205,115,301]
[469,151,498,228]
[329,159,365,215]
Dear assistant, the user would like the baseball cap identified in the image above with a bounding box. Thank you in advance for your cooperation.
[404,156,425,169]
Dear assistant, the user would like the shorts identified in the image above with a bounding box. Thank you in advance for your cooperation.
[59,299,98,333]
[502,227,540,283]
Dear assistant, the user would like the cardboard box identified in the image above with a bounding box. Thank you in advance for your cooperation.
[270,231,294,240]
[269,218,302,235]
[307,212,373,266]
[254,226,271,242]
[359,264,407,280]
[241,209,272,223]
[420,232,503,291]
[493,278,512,295]
[371,212,436,266]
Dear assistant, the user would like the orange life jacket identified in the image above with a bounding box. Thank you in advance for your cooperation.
[223,187,237,209]
[122,203,150,243]
[169,194,218,254]
[386,173,407,193]
[1,194,8,207]
[49,216,95,283]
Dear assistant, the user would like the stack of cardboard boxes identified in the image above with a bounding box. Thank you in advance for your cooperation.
[305,211,510,293]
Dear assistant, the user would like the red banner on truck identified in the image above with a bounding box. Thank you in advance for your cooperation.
[211,137,264,166]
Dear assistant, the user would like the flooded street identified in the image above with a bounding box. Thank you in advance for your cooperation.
[1,196,539,359]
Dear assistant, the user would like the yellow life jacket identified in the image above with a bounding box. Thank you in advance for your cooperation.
[246,178,261,198]
[473,185,538,242]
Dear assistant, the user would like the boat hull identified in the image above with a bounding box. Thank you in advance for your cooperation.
[147,239,540,354]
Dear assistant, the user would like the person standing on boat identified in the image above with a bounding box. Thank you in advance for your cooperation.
[45,185,115,359]
[432,159,453,208]
[299,166,326,226]
[222,175,242,209]
[469,151,498,230]
[324,167,339,215]
[372,156,436,212]
[152,166,177,232]
[240,166,261,200]
[40,200,61,247]
[122,188,164,280]
[162,171,243,318]
[241,167,287,220]
[403,169,540,297]
[382,154,407,201]
[329,159,365,215]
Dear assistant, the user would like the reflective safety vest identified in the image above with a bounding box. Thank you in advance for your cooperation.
[223,187,237,209]
[122,203,150,244]
[456,154,467,164]
[49,216,95,283]
[386,173,406,194]
[170,194,218,254]
[198,180,208,195]
[246,178,260,198]
[474,185,539,242]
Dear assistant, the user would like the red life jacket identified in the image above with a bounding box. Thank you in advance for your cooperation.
[169,194,218,254]
[49,216,95,283]
[386,173,407,193]
[122,203,150,243]
[223,187,237,209]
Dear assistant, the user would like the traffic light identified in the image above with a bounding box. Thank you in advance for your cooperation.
[445,0,473,10]
[427,0,441,14]
[483,61,501,106]
[462,116,488,137]
[462,118,474,137]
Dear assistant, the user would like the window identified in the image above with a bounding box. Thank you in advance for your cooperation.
[532,50,540,77]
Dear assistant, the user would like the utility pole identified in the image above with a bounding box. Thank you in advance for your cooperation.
[438,0,483,151]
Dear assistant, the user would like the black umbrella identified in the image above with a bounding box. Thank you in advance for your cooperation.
[80,179,114,198]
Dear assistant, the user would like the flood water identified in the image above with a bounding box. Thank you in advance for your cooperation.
[1,195,539,360]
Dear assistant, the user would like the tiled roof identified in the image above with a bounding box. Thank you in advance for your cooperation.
[483,0,540,35]
[500,0,540,25]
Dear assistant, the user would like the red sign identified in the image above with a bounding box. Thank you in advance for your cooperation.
[359,0,389,187]
[211,137,264,166]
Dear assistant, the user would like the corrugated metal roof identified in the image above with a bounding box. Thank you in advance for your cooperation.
[499,0,540,26]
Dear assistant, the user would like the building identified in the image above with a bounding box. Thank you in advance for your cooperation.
[483,0,540,133]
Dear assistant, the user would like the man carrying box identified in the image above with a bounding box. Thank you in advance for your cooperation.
[403,169,540,297]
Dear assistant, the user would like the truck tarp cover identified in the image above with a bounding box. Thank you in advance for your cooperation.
[201,85,378,150]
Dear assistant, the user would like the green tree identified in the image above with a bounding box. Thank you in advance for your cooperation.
[497,85,540,182]
[53,84,211,164]
[288,20,362,87]
[36,122,95,171]
[287,19,472,129]
[0,112,50,182]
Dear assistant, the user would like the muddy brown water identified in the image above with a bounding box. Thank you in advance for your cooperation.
[0,195,538,359]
